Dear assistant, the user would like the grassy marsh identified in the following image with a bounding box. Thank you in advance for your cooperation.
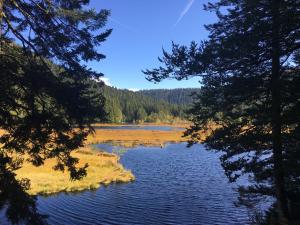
[87,129,188,147]
[16,147,134,195]
[11,124,205,195]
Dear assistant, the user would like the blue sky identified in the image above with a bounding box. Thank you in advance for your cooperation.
[89,0,217,90]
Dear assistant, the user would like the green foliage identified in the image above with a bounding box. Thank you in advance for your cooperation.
[135,107,147,123]
[144,1,300,224]
[1,42,106,225]
[0,0,110,224]
[139,88,199,105]
[102,86,188,123]
[105,98,123,123]
[1,0,111,79]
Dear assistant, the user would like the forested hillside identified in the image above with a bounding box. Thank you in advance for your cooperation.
[139,88,199,105]
[102,86,188,123]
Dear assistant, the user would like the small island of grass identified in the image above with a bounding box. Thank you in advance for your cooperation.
[16,146,134,196]
[14,124,203,196]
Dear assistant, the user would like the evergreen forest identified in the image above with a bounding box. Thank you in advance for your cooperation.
[102,86,191,123]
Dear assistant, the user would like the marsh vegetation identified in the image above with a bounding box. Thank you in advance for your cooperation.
[16,146,134,195]
[1,0,299,224]
[15,124,191,195]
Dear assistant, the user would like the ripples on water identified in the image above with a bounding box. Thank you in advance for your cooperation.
[35,143,250,225]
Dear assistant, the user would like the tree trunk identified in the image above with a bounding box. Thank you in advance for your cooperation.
[271,0,290,224]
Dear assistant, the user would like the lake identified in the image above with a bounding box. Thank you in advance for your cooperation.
[36,142,251,225]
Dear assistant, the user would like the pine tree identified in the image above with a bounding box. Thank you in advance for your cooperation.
[144,1,300,224]
[135,107,147,123]
[0,0,110,224]
[102,86,186,123]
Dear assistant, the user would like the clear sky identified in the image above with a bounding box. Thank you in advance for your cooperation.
[88,0,217,90]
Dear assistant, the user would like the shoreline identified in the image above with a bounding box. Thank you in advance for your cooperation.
[92,122,191,128]
[87,129,188,148]
[16,147,135,196]
[15,125,206,196]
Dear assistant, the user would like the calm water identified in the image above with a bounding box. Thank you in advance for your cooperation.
[35,143,250,225]
[93,125,184,131]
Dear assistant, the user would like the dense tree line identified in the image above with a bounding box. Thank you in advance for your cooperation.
[144,0,300,224]
[139,88,199,105]
[102,86,187,123]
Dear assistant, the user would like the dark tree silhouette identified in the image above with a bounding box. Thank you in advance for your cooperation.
[0,0,110,224]
[144,1,300,224]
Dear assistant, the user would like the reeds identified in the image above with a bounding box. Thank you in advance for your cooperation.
[16,146,135,195]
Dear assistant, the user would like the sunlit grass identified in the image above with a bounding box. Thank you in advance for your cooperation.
[93,121,191,128]
[16,146,135,195]
[6,123,208,195]
[87,129,188,147]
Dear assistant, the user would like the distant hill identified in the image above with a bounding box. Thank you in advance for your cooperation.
[102,86,187,123]
[138,88,200,105]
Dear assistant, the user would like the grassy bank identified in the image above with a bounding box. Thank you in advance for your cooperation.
[16,147,134,195]
[87,129,189,147]
[93,122,191,128]
[4,124,207,196]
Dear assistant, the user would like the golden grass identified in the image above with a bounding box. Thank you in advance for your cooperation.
[93,122,191,128]
[0,129,5,136]
[16,146,135,195]
[87,129,189,147]
[3,123,206,195]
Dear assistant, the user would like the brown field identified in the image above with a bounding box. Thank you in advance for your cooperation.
[87,129,189,147]
[87,123,211,147]
[93,121,191,128]
[16,147,134,195]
